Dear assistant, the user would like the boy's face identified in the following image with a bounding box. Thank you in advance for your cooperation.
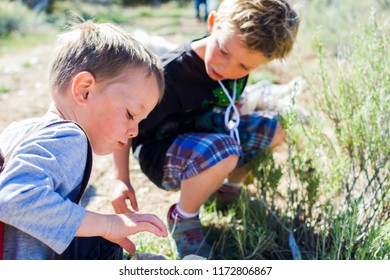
[204,23,269,81]
[83,68,160,155]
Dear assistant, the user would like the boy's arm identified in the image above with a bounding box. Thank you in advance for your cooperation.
[76,210,167,254]
[112,139,139,213]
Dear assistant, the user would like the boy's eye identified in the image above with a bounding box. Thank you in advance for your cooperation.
[219,48,229,56]
[216,41,229,56]
[127,110,134,120]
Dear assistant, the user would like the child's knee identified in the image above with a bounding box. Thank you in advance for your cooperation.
[269,124,287,148]
[220,154,240,173]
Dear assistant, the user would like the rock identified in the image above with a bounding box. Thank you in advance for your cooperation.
[132,252,166,260]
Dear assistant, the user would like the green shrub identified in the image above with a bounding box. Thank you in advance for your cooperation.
[310,15,389,259]
[202,14,389,260]
[0,1,45,38]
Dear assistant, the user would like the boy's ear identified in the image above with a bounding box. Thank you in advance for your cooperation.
[71,71,95,105]
[207,11,217,34]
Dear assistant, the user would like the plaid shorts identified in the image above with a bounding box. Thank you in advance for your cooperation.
[161,112,278,190]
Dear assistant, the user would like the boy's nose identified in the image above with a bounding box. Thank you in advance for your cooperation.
[127,127,139,138]
[216,62,235,79]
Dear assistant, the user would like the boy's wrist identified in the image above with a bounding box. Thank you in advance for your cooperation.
[102,214,112,238]
[115,172,130,182]
[77,211,111,238]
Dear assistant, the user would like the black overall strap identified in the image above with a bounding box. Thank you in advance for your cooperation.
[0,149,4,173]
[75,134,92,204]
[0,221,3,260]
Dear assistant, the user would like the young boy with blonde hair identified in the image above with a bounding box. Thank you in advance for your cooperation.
[0,21,167,259]
[113,0,300,259]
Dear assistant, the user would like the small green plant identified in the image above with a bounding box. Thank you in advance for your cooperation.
[0,86,10,94]
[124,231,177,259]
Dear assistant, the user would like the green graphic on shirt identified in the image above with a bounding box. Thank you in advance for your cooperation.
[212,80,245,106]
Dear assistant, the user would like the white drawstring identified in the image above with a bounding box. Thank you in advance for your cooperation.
[218,80,241,145]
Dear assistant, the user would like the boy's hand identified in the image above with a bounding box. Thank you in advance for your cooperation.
[111,179,139,213]
[104,213,168,254]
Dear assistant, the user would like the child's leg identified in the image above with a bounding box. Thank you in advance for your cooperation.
[179,154,239,213]
[216,112,282,210]
[161,132,242,196]
[227,120,285,181]
[269,123,287,148]
[227,165,246,184]
[223,123,285,186]
[237,111,280,161]
[215,165,246,212]
[221,123,285,187]
[161,133,241,258]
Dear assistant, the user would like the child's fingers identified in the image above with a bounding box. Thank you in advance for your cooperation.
[111,180,138,212]
[126,214,168,237]
[122,189,139,212]
[138,214,168,235]
[118,238,136,255]
[134,221,168,237]
[129,195,139,213]
[112,196,132,214]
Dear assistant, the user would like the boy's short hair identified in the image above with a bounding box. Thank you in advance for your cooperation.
[49,20,164,100]
[215,0,300,60]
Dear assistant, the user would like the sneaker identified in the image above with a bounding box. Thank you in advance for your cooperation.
[216,184,242,212]
[167,204,212,259]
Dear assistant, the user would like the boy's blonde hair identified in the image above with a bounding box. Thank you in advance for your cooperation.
[215,0,300,60]
[49,20,164,100]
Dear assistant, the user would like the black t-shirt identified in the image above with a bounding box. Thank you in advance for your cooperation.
[133,39,248,186]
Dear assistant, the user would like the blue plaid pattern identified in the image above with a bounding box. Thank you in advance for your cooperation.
[238,111,278,163]
[161,113,278,190]
[162,133,241,190]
